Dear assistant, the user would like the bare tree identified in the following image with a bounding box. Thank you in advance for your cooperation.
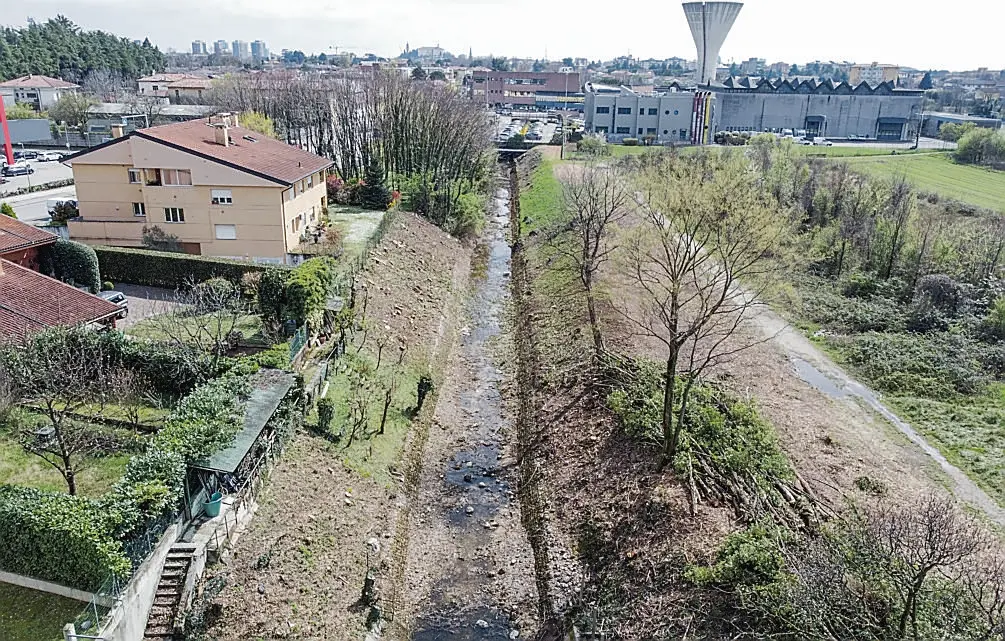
[82,69,129,102]
[146,278,247,374]
[879,176,916,279]
[621,153,785,463]
[552,163,632,359]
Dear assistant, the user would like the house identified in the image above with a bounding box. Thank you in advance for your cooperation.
[0,74,80,111]
[0,214,59,269]
[137,74,199,98]
[86,103,219,138]
[0,259,121,338]
[64,113,334,264]
[167,78,214,103]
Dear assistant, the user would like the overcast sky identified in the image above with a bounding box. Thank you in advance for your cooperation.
[8,0,1004,71]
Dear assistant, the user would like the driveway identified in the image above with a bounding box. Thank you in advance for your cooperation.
[113,284,180,329]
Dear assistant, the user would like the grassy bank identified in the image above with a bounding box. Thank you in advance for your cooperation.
[0,581,84,641]
[518,157,564,234]
[842,152,1005,211]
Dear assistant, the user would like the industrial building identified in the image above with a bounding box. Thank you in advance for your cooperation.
[583,78,925,143]
[921,112,1001,138]
[469,70,584,111]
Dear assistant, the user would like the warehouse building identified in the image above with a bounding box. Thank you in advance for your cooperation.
[583,83,714,144]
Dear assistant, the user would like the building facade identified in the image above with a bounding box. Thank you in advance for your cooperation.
[213,40,229,55]
[921,112,1002,137]
[584,84,712,144]
[232,41,251,62]
[711,78,923,140]
[251,41,269,61]
[849,63,900,87]
[65,114,333,265]
[191,40,208,55]
[0,75,80,111]
[469,70,584,111]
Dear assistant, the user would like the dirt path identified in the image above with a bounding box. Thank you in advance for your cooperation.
[394,185,539,640]
[750,306,1005,525]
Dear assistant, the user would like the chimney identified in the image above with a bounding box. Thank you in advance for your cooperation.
[213,124,230,147]
[110,123,125,139]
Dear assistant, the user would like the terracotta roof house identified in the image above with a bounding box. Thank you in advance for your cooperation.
[65,113,334,264]
[166,77,214,102]
[0,215,59,269]
[0,74,80,111]
[0,259,121,338]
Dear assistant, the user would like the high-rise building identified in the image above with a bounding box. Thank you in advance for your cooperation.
[849,63,900,87]
[191,40,207,55]
[251,40,269,61]
[682,2,744,85]
[232,40,251,61]
[214,40,229,56]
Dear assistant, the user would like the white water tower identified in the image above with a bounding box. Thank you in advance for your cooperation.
[682,2,743,85]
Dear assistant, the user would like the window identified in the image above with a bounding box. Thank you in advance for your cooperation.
[164,207,185,223]
[596,106,610,114]
[152,85,159,91]
[128,168,143,184]
[307,174,313,189]
[663,129,669,135]
[665,110,670,115]
[616,126,631,134]
[595,126,608,133]
[214,224,237,240]
[639,108,644,115]
[648,108,658,116]
[638,128,643,135]
[646,128,657,135]
[211,189,233,205]
[132,202,146,217]
[674,109,679,115]
[144,169,161,186]
[162,169,192,186]
[616,107,632,115]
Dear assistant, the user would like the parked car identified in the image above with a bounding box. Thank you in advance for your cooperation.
[813,138,833,147]
[98,291,129,318]
[2,162,34,176]
[13,150,37,160]
[798,138,813,146]
[37,151,63,162]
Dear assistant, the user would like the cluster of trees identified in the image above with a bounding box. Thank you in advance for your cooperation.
[955,128,1005,168]
[210,71,494,234]
[0,16,164,83]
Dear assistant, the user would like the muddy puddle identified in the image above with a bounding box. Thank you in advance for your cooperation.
[411,185,521,640]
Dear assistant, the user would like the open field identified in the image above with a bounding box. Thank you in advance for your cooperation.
[842,152,1005,211]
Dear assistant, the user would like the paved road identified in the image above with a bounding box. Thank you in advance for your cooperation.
[0,185,76,225]
[0,159,73,196]
[114,284,180,329]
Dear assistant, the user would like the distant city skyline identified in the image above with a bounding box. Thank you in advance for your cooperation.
[8,0,1005,72]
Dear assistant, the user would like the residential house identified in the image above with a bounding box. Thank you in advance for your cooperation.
[86,103,219,138]
[137,74,197,98]
[65,113,334,265]
[166,77,214,103]
[0,74,80,111]
[0,217,120,338]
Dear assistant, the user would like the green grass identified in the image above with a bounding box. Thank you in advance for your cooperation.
[318,351,423,486]
[327,206,384,257]
[519,157,564,233]
[888,386,1005,506]
[797,146,941,158]
[127,313,266,345]
[0,582,83,641]
[841,152,1005,211]
[0,436,130,497]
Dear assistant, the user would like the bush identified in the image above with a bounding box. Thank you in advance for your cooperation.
[101,280,114,291]
[251,342,291,370]
[841,273,880,299]
[317,397,335,433]
[95,246,279,289]
[0,202,16,218]
[577,136,610,156]
[802,289,906,333]
[954,127,1005,167]
[256,267,291,333]
[842,332,988,398]
[40,238,101,293]
[981,296,1005,340]
[0,486,130,591]
[686,520,789,587]
[449,191,485,237]
[285,257,336,329]
[150,372,251,464]
[914,274,968,316]
[622,137,639,147]
[50,201,79,225]
[141,225,182,253]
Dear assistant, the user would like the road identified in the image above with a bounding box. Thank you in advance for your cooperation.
[1,159,74,196]
[0,185,76,225]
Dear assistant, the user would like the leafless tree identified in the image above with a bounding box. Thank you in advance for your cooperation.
[552,163,632,359]
[880,176,916,279]
[146,278,247,374]
[621,153,785,463]
[82,69,130,102]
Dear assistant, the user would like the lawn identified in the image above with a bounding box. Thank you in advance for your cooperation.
[0,582,83,641]
[127,313,266,346]
[0,435,130,497]
[327,206,384,257]
[518,157,564,233]
[841,152,1005,211]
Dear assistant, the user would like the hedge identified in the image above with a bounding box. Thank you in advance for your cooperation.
[39,239,101,293]
[95,245,286,289]
[0,486,130,591]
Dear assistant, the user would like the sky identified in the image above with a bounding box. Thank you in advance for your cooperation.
[6,0,1005,72]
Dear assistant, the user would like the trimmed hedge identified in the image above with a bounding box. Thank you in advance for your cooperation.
[39,239,101,293]
[95,245,286,289]
[0,486,130,591]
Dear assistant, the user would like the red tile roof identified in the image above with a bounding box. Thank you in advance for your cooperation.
[135,118,333,185]
[167,78,213,90]
[137,73,195,83]
[0,260,121,337]
[0,74,79,89]
[0,216,58,254]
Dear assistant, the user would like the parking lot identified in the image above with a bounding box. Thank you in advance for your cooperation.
[1,152,74,196]
[496,114,559,146]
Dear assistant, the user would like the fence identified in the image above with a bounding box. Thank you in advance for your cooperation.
[289,326,308,363]
[332,208,399,300]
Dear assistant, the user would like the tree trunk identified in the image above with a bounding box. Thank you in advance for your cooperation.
[65,468,77,496]
[836,240,847,277]
[661,343,679,465]
[379,388,392,435]
[585,287,604,360]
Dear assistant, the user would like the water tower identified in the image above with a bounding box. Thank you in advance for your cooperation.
[682,2,743,85]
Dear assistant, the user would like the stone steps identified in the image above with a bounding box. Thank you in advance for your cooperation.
[141,545,195,641]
